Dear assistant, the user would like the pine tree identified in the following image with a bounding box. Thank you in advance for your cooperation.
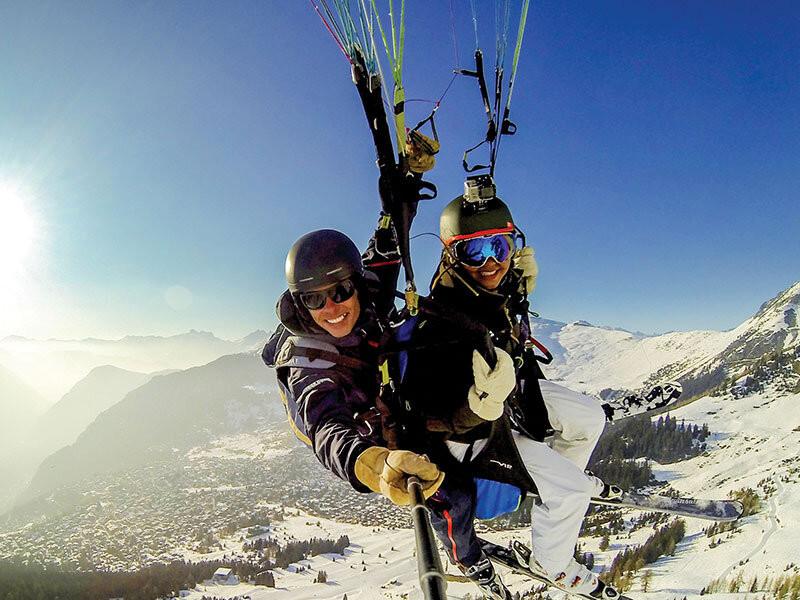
[640,569,652,592]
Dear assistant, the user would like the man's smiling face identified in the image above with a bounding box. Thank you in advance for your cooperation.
[307,282,361,337]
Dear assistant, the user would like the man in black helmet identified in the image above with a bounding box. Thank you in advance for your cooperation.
[262,227,443,505]
[282,228,369,339]
[398,176,621,599]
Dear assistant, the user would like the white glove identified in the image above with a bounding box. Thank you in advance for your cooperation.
[467,348,516,421]
[513,246,538,294]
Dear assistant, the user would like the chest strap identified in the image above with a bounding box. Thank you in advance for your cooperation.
[291,345,370,371]
[275,335,370,372]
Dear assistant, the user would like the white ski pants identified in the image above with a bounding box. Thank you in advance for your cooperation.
[514,380,606,576]
[444,380,607,576]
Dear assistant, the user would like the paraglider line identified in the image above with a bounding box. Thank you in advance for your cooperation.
[310,0,352,63]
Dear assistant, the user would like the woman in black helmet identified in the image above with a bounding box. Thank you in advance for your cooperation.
[399,178,621,599]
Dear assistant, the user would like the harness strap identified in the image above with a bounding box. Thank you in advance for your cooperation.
[459,50,497,173]
[527,336,553,364]
[288,345,370,371]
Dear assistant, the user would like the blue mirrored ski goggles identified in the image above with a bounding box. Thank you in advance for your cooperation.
[452,233,516,268]
[299,279,357,311]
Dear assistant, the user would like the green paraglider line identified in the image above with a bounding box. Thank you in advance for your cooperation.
[491,0,530,175]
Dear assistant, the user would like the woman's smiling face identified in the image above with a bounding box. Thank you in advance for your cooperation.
[461,255,511,290]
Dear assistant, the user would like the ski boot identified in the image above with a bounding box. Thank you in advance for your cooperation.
[585,470,624,502]
[552,559,607,598]
[512,541,624,599]
[597,481,624,501]
[461,552,513,600]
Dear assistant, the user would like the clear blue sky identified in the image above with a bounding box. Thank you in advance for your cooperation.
[1,1,797,339]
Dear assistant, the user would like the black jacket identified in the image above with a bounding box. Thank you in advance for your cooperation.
[262,224,401,492]
[427,261,550,439]
[263,289,385,492]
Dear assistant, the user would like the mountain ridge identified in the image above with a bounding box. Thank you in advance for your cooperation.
[542,280,799,399]
[14,353,280,508]
[0,329,270,404]
[6,281,798,519]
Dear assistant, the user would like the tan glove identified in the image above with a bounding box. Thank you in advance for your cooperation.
[405,130,440,174]
[468,348,516,421]
[354,447,445,506]
[513,246,538,294]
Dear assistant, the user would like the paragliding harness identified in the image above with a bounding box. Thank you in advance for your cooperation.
[265,326,377,447]
[374,297,540,520]
[508,338,553,442]
[349,50,438,315]
[507,277,557,442]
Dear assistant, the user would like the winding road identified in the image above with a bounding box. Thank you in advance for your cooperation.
[716,477,783,583]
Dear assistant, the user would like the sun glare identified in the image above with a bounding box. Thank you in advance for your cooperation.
[0,180,37,281]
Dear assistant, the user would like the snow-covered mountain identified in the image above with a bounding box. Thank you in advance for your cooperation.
[537,281,800,400]
[0,329,269,404]
[673,280,800,398]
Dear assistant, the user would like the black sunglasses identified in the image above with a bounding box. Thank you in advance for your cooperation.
[299,279,357,311]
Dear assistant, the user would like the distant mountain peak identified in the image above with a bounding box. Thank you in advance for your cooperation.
[238,330,269,348]
[118,330,220,343]
[85,364,145,377]
[185,329,216,337]
[1,335,28,343]
[754,280,800,324]
[565,320,642,336]
[240,329,268,340]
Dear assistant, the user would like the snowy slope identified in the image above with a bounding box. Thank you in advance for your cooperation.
[638,386,800,597]
[180,510,423,600]
[172,379,799,600]
[540,322,733,394]
[537,281,799,397]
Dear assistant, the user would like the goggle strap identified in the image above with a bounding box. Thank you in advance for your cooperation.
[443,225,515,247]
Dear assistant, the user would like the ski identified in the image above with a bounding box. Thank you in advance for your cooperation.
[602,381,682,422]
[591,490,743,522]
[477,537,633,600]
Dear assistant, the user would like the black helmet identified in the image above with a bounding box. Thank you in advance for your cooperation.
[439,175,515,245]
[285,229,365,293]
